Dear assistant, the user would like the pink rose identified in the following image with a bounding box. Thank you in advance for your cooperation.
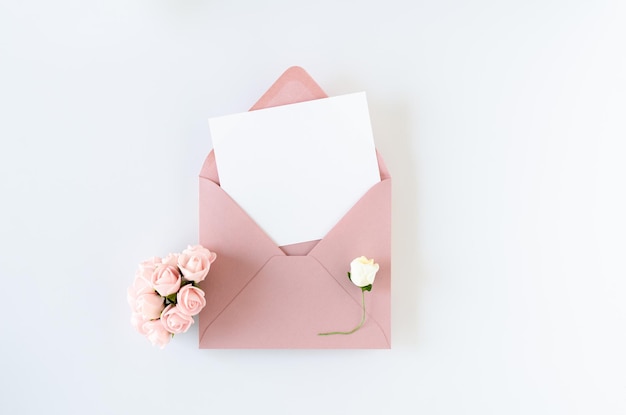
[160,305,194,334]
[150,255,181,296]
[177,245,217,283]
[176,285,206,316]
[143,320,171,348]
[162,253,178,267]
[130,312,149,335]
[136,292,165,320]
[136,256,161,280]
[127,274,153,311]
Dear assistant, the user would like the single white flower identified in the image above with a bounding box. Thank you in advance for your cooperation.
[349,256,379,288]
[319,256,380,336]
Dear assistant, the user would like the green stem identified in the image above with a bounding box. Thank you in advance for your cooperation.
[318,290,366,336]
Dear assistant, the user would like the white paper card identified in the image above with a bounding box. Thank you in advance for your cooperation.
[209,92,380,246]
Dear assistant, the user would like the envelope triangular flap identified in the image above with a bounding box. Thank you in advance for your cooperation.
[250,66,328,111]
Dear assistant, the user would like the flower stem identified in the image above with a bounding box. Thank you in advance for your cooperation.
[318,290,366,336]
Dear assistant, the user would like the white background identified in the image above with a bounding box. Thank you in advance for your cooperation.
[1,1,625,414]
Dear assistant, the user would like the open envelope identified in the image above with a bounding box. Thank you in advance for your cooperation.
[198,67,391,348]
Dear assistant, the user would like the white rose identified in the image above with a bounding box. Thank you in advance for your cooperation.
[349,256,379,288]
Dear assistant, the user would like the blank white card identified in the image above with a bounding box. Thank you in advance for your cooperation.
[209,92,380,246]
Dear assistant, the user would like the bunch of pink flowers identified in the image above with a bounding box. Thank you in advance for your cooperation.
[127,245,217,348]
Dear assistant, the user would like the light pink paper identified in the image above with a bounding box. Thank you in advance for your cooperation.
[198,66,391,348]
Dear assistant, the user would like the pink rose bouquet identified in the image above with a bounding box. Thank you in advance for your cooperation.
[127,245,216,348]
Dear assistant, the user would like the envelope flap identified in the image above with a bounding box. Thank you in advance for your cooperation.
[250,66,327,110]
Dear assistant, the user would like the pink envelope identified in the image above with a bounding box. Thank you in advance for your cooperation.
[198,66,391,348]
